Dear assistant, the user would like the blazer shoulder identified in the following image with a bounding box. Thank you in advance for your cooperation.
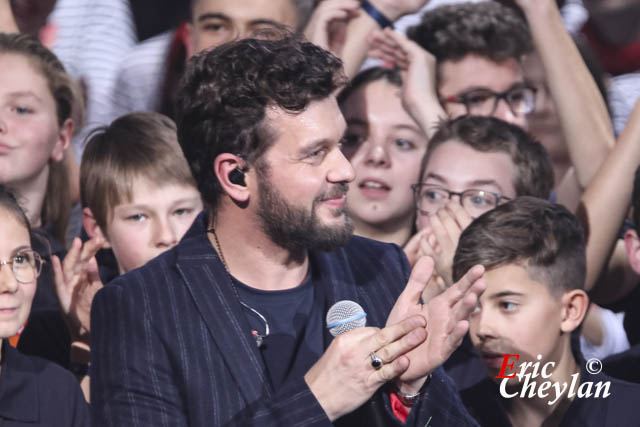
[105,243,182,293]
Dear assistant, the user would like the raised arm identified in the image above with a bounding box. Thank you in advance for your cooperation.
[368,28,445,139]
[581,100,640,297]
[0,0,19,32]
[517,0,614,208]
[336,0,431,79]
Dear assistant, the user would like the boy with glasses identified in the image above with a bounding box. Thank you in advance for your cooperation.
[412,116,553,287]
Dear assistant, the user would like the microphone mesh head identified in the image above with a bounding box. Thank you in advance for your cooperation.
[326,300,366,337]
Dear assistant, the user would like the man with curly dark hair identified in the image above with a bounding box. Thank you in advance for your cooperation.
[408,1,535,128]
[90,33,487,426]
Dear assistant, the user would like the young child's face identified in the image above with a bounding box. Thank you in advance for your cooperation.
[469,264,565,380]
[0,53,66,188]
[0,208,37,338]
[341,79,428,230]
[416,140,516,231]
[105,178,203,274]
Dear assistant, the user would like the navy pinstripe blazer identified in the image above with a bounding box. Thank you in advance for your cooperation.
[90,212,478,426]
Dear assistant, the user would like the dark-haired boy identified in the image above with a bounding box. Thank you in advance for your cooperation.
[453,196,640,426]
[408,1,534,128]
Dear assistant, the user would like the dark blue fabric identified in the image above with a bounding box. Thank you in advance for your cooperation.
[603,343,640,383]
[17,226,71,368]
[0,340,89,426]
[90,211,479,426]
[234,273,325,391]
[461,361,640,426]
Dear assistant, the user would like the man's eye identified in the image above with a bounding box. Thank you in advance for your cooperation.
[204,23,225,31]
[174,208,193,216]
[310,149,326,157]
[126,214,146,222]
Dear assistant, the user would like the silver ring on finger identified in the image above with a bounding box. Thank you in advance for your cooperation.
[370,351,384,370]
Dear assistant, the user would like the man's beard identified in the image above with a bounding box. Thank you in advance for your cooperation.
[256,175,354,253]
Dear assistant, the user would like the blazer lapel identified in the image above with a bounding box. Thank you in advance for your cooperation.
[175,214,272,403]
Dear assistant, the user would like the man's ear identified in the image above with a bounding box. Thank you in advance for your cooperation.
[624,229,640,275]
[560,289,589,333]
[50,118,74,163]
[214,153,251,204]
[82,207,111,248]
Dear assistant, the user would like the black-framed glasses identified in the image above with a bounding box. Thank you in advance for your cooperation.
[441,83,537,117]
[412,184,511,217]
[0,249,44,284]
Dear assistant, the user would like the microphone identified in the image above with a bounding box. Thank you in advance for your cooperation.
[326,300,367,337]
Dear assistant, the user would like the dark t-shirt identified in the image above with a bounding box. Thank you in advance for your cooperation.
[233,273,325,391]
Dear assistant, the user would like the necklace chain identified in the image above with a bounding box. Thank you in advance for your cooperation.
[207,228,270,347]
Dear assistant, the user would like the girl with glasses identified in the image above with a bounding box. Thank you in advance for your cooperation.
[0,185,88,425]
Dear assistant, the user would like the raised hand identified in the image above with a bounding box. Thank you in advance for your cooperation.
[304,0,361,56]
[368,28,444,138]
[403,228,430,267]
[369,0,431,21]
[420,202,474,287]
[387,256,485,393]
[304,314,427,421]
[51,236,105,344]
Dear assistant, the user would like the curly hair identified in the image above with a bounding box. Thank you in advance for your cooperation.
[175,32,346,212]
[453,196,586,296]
[420,116,554,200]
[408,1,533,64]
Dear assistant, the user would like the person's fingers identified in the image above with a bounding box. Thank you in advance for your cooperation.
[452,290,481,324]
[367,354,410,386]
[427,213,450,252]
[445,319,470,351]
[403,228,429,256]
[443,265,485,307]
[398,256,435,306]
[364,315,426,354]
[86,257,103,290]
[382,28,416,56]
[367,48,396,64]
[321,9,350,23]
[62,237,82,276]
[79,236,104,265]
[373,326,426,365]
[422,230,440,255]
[446,201,473,230]
[435,207,462,248]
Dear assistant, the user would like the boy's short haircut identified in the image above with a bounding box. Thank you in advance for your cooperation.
[407,1,532,67]
[80,112,197,231]
[419,116,554,200]
[453,196,586,296]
